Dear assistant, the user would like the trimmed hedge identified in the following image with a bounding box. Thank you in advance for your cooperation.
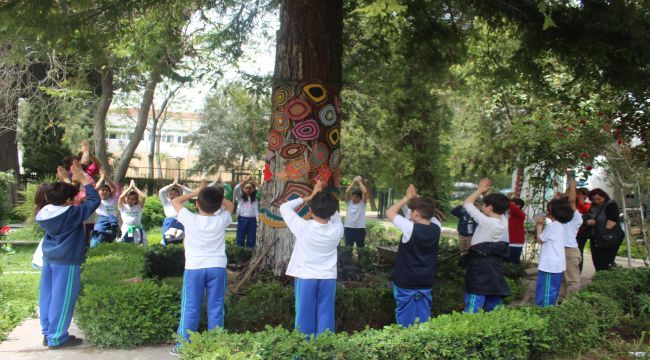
[180,267,650,359]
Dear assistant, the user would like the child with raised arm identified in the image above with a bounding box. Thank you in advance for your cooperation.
[233,175,259,248]
[170,181,234,356]
[343,176,368,248]
[37,161,100,348]
[159,177,192,246]
[90,169,121,248]
[462,178,511,313]
[280,180,344,338]
[387,184,440,327]
[559,178,583,302]
[118,180,147,245]
[534,190,576,307]
[507,198,527,264]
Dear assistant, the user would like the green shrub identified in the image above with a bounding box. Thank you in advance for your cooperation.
[0,171,15,223]
[225,281,293,332]
[141,196,165,231]
[182,307,549,360]
[13,175,56,233]
[586,267,650,314]
[540,291,622,356]
[226,245,253,264]
[144,244,185,279]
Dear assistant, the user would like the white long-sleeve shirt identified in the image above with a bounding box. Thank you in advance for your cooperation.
[234,183,259,220]
[159,184,192,218]
[280,198,344,279]
[463,203,508,246]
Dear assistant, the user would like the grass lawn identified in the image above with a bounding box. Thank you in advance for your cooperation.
[0,243,40,341]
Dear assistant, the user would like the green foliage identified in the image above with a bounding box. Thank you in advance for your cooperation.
[225,281,293,332]
[0,244,40,341]
[144,244,185,279]
[0,171,15,222]
[141,196,166,231]
[585,267,650,315]
[365,220,401,246]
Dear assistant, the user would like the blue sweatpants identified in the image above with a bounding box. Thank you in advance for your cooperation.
[392,284,432,327]
[235,216,256,248]
[162,217,184,246]
[177,267,227,343]
[464,293,504,313]
[39,263,81,347]
[295,278,336,338]
[535,270,563,307]
[90,215,119,249]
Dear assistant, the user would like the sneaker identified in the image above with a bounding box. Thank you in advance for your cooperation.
[42,336,47,346]
[169,346,180,357]
[48,335,82,349]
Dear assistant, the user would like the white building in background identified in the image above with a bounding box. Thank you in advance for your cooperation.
[106,108,201,179]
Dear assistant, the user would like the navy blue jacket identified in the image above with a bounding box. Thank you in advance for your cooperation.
[392,223,440,289]
[450,205,476,236]
[36,185,100,265]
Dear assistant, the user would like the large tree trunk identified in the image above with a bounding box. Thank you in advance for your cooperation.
[148,103,158,181]
[114,71,160,184]
[93,68,113,175]
[252,0,343,277]
[156,110,168,179]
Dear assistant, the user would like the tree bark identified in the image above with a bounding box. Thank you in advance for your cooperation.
[250,0,343,277]
[156,110,168,179]
[93,68,113,175]
[114,71,161,184]
[148,103,158,182]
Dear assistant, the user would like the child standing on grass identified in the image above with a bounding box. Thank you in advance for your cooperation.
[559,178,583,302]
[280,180,344,338]
[461,178,511,313]
[159,177,192,246]
[90,169,120,248]
[343,176,368,248]
[233,175,259,248]
[36,161,100,348]
[386,184,440,327]
[534,193,575,307]
[170,181,234,356]
[118,180,147,245]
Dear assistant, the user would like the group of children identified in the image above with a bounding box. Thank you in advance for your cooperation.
[34,142,585,352]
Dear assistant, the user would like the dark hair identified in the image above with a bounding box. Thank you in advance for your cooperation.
[197,187,224,213]
[351,190,363,197]
[45,182,79,206]
[61,155,80,171]
[511,198,525,209]
[34,183,54,213]
[99,184,112,194]
[168,186,182,197]
[125,191,139,204]
[548,197,574,223]
[588,188,610,202]
[408,197,435,219]
[310,192,338,219]
[484,193,509,215]
[241,182,257,203]
[576,188,589,197]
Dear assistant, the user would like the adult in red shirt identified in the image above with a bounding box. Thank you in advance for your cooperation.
[507,198,526,264]
[575,188,591,272]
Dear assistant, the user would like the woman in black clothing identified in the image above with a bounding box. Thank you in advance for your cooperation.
[586,188,623,271]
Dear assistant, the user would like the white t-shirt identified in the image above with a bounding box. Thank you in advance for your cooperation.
[344,201,366,228]
[538,221,566,273]
[119,204,143,226]
[562,211,584,248]
[159,184,192,218]
[463,203,508,246]
[501,212,510,243]
[96,198,118,218]
[393,214,441,243]
[281,198,344,279]
[234,185,259,219]
[177,207,232,269]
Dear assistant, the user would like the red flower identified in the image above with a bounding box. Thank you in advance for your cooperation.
[617,138,623,145]
[0,225,10,235]
[579,118,586,125]
[580,152,589,159]
[567,127,574,132]
[585,165,593,171]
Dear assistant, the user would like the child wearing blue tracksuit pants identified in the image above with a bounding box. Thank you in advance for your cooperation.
[280,180,343,338]
[159,179,192,245]
[36,163,100,348]
[386,184,440,327]
[170,183,234,356]
[233,177,259,248]
[534,190,576,307]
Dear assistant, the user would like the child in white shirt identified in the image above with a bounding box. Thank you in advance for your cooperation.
[280,180,344,338]
[233,175,259,248]
[343,176,368,248]
[159,178,192,245]
[118,180,147,245]
[170,181,235,356]
[90,169,121,248]
[535,196,575,307]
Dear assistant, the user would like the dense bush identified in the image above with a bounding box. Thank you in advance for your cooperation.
[13,175,56,233]
[141,196,166,231]
[0,171,15,223]
[585,267,650,314]
[144,244,185,279]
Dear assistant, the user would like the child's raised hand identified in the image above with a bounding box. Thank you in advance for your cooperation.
[81,140,90,153]
[477,178,491,193]
[199,180,207,190]
[216,174,222,183]
[173,177,178,185]
[71,160,89,185]
[129,179,136,188]
[353,175,362,183]
[56,166,69,182]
